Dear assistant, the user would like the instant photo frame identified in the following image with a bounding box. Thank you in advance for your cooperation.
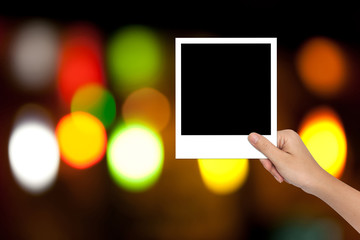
[175,38,277,159]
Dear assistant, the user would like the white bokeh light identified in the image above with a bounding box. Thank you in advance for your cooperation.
[8,105,60,194]
[11,20,58,91]
[107,124,164,191]
[110,127,162,179]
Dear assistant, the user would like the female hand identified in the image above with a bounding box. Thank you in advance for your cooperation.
[249,129,360,234]
[248,129,328,194]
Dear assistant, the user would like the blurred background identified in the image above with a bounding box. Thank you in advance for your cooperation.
[1,7,360,239]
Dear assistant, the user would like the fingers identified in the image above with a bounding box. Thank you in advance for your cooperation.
[248,132,286,163]
[249,132,287,183]
[277,129,298,153]
[260,159,284,183]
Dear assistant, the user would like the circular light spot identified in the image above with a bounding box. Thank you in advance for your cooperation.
[10,20,59,92]
[299,107,347,178]
[296,37,347,97]
[122,87,171,131]
[56,112,107,169]
[8,104,60,194]
[198,159,249,195]
[107,124,164,192]
[107,25,163,92]
[58,25,105,105]
[71,83,116,128]
[272,218,343,240]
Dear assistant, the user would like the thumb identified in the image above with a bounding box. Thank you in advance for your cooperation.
[248,132,285,161]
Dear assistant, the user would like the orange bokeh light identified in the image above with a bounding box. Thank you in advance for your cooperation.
[299,107,347,178]
[296,37,346,97]
[57,25,105,105]
[122,87,171,131]
[56,112,107,169]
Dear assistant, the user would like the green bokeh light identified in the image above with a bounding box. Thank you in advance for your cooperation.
[71,83,116,128]
[107,25,163,92]
[107,123,164,192]
[271,218,342,240]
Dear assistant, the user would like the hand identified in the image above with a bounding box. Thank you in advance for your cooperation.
[249,130,360,234]
[248,130,329,194]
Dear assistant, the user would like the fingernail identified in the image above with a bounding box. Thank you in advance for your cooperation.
[274,175,282,183]
[249,133,259,144]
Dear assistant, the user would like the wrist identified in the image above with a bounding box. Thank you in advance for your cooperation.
[303,169,336,197]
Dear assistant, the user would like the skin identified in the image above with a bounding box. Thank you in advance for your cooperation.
[248,130,360,234]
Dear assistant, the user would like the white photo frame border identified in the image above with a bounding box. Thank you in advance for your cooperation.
[175,37,277,159]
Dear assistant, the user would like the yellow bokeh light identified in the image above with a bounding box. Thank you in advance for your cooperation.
[296,37,347,97]
[299,107,347,178]
[198,159,249,195]
[56,111,107,169]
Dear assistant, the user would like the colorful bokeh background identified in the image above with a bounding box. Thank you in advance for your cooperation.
[1,9,360,239]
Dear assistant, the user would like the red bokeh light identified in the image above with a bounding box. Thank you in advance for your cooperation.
[57,24,105,106]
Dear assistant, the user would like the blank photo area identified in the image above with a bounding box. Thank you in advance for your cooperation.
[181,43,271,135]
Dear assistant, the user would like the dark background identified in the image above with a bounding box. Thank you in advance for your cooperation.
[2,5,360,239]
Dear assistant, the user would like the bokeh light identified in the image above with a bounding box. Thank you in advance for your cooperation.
[57,25,105,105]
[271,217,343,240]
[198,159,249,195]
[10,20,58,92]
[296,37,347,97]
[122,87,171,132]
[107,25,163,93]
[71,83,116,128]
[299,106,347,178]
[8,104,60,194]
[107,124,164,192]
[3,14,360,239]
[56,111,107,169]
